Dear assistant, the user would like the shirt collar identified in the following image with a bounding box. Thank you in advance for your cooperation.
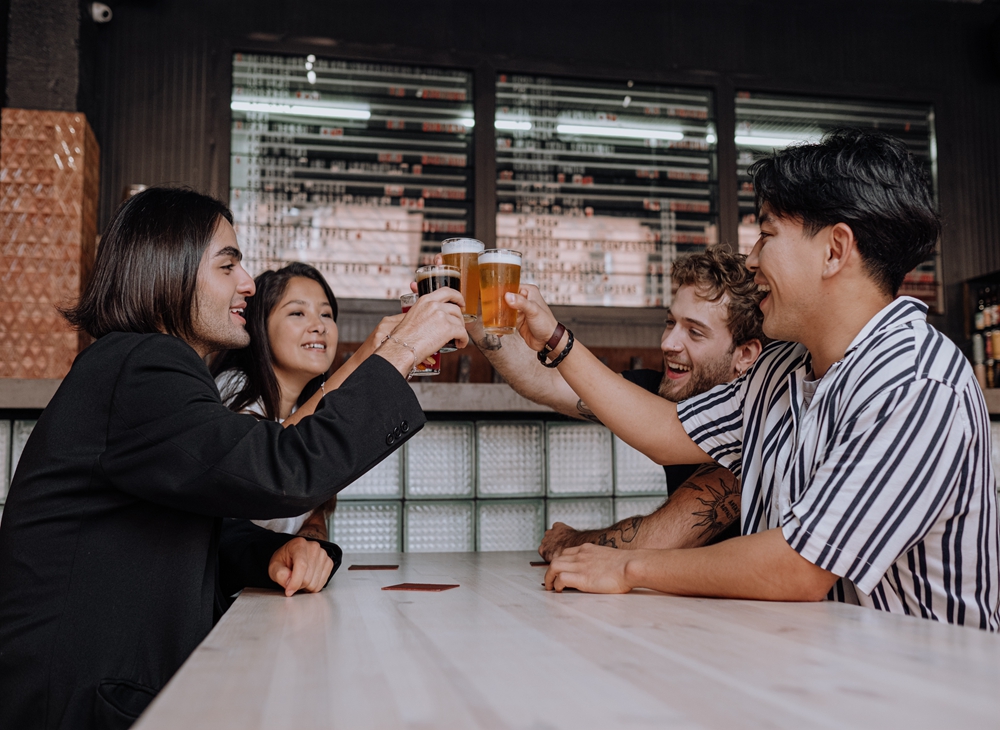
[842,296,928,359]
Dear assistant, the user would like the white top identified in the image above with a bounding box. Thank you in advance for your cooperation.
[679,297,1000,630]
[215,370,310,536]
[132,551,1000,730]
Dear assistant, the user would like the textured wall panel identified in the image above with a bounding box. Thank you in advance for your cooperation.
[476,499,545,552]
[0,110,99,378]
[546,498,614,531]
[404,501,475,552]
[330,501,402,553]
[546,423,613,497]
[338,449,403,500]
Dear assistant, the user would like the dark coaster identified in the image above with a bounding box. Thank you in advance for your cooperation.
[382,583,459,592]
[530,561,550,567]
[348,564,399,571]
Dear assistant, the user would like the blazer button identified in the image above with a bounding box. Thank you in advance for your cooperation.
[400,420,409,433]
[386,433,395,446]
[393,426,402,439]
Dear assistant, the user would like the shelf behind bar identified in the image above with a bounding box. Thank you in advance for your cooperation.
[0,378,551,413]
[7,379,1000,416]
[0,380,61,410]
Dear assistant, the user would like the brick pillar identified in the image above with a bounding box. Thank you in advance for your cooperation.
[0,109,100,379]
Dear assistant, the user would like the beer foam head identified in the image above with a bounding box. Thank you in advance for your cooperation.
[478,249,522,266]
[415,264,460,281]
[441,238,485,254]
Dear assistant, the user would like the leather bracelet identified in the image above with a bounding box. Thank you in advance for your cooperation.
[538,328,574,368]
[540,323,566,358]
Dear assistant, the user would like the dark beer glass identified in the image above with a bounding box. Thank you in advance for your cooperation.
[415,264,461,352]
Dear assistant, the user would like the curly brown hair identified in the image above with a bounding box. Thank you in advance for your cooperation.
[670,247,767,348]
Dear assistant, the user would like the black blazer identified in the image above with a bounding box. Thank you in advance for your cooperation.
[0,333,425,730]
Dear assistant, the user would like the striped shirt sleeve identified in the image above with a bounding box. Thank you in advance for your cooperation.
[676,376,747,477]
[782,378,967,595]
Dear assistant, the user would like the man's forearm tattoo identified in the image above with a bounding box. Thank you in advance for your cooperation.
[477,334,502,351]
[590,515,644,550]
[677,465,741,540]
[576,399,603,425]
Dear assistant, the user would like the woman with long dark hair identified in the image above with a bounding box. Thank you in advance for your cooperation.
[212,262,402,540]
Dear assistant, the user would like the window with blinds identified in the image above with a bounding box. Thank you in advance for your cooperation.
[230,53,474,300]
[734,92,940,311]
[495,74,718,308]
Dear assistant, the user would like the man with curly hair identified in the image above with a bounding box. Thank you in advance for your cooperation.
[472,247,766,559]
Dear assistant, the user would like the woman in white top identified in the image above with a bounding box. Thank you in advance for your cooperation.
[212,262,401,539]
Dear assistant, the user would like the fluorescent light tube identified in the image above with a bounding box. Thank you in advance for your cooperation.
[231,100,370,120]
[495,120,532,131]
[735,134,821,148]
[556,124,683,141]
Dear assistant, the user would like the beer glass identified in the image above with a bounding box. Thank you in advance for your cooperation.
[415,264,461,352]
[399,293,440,376]
[441,237,485,322]
[478,249,522,336]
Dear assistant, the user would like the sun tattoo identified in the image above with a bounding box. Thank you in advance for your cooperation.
[680,466,741,540]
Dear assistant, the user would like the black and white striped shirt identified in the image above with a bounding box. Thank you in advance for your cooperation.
[678,297,1000,630]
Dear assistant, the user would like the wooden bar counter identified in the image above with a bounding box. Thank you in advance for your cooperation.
[134,551,1000,729]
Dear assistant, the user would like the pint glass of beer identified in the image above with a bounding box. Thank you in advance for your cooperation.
[478,249,522,336]
[399,293,440,376]
[441,238,484,322]
[415,264,461,352]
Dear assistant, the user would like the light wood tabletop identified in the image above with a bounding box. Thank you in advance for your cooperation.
[134,551,1000,730]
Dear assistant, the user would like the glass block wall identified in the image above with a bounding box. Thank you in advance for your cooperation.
[4,419,1000,547]
[332,421,670,553]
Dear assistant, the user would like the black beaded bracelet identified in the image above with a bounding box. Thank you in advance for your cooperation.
[538,328,574,368]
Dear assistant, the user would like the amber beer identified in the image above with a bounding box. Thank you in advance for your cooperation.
[415,264,461,352]
[478,249,522,336]
[441,238,484,322]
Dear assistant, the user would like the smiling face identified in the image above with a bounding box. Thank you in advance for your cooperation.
[189,219,255,356]
[266,276,338,388]
[658,283,741,402]
[745,204,826,343]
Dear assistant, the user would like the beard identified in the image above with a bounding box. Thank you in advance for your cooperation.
[189,306,251,354]
[658,350,734,403]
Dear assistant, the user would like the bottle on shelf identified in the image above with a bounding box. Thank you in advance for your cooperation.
[983,287,993,329]
[975,289,986,331]
[973,334,987,390]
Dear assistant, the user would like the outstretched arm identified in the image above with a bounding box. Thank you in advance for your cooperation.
[507,285,710,466]
[544,528,838,601]
[539,464,740,560]
[467,316,597,420]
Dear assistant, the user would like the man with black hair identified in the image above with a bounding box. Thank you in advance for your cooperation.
[0,187,467,729]
[509,130,999,630]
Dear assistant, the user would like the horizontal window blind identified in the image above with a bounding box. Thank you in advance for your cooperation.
[230,53,474,300]
[495,73,718,307]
